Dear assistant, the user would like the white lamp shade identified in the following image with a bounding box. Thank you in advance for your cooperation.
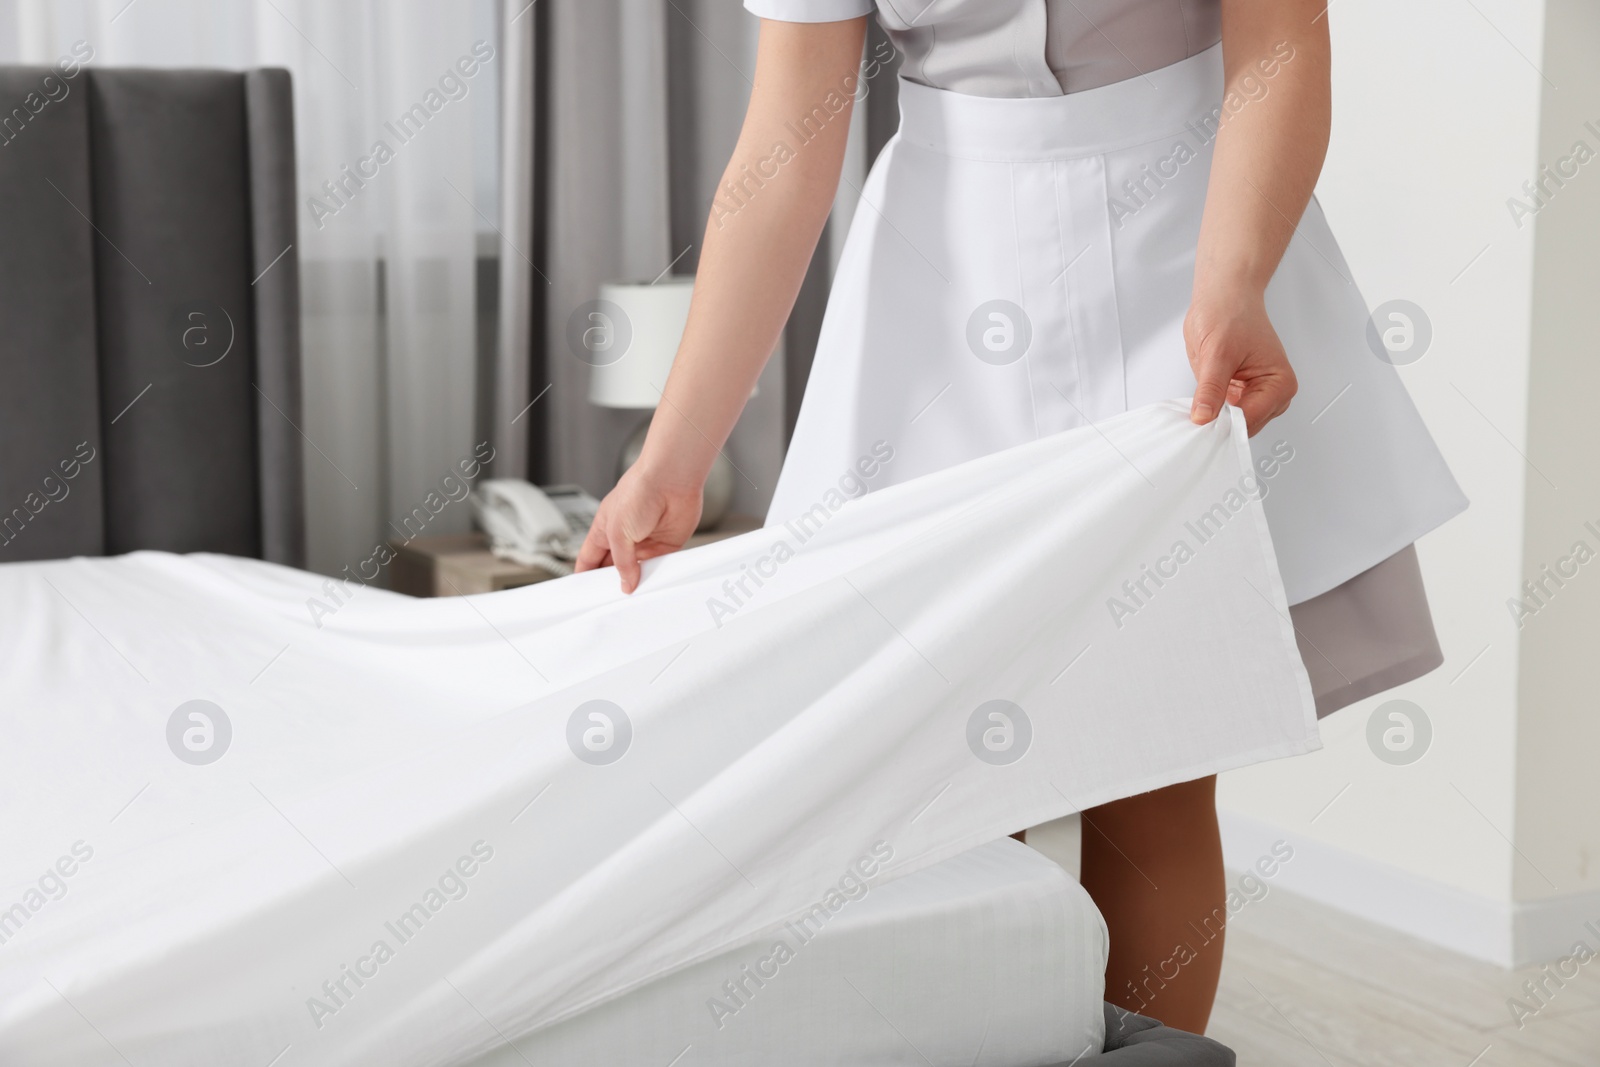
[586,278,695,409]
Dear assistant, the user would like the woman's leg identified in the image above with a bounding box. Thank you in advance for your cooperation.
[1079,774,1226,1035]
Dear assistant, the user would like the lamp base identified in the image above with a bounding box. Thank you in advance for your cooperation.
[617,416,733,532]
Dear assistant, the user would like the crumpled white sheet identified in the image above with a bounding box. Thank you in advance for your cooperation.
[0,400,1318,1066]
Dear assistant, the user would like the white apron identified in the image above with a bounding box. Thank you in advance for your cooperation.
[769,43,1467,606]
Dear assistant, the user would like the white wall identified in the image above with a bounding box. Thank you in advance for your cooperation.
[1511,0,1600,944]
[1216,0,1578,966]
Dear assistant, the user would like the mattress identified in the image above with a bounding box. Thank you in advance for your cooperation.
[467,838,1107,1067]
[0,401,1316,1065]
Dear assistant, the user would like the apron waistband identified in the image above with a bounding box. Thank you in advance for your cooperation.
[895,43,1225,162]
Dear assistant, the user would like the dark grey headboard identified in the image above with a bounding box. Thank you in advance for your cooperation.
[0,65,304,566]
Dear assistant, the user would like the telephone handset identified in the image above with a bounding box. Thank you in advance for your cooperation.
[470,481,600,577]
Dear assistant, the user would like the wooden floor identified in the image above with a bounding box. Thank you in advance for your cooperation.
[1211,883,1600,1066]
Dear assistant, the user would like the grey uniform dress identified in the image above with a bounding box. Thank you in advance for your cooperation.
[748,0,1445,717]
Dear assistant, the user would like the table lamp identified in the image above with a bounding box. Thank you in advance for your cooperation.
[584,276,736,531]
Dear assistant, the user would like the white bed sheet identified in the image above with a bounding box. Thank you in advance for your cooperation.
[0,401,1318,1066]
[466,838,1107,1067]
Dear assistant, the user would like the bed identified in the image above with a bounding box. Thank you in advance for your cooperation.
[470,837,1108,1066]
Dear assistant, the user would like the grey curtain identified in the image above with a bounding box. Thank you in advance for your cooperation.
[536,0,675,498]
[493,0,539,481]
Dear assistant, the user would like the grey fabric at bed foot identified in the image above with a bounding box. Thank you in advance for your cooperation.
[1049,1002,1235,1065]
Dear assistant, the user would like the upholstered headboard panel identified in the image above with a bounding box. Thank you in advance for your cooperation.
[0,65,304,566]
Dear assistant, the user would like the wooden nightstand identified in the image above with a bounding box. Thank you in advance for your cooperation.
[387,515,763,597]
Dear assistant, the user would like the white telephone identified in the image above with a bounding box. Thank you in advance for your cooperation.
[470,481,600,577]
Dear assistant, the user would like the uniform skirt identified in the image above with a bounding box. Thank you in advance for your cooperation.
[768,43,1468,717]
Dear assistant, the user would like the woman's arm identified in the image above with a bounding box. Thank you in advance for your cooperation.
[1186,0,1331,433]
[576,16,867,591]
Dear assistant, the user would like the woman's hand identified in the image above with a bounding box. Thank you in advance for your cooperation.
[1184,284,1297,437]
[574,462,703,594]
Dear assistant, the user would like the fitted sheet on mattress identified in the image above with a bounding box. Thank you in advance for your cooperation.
[467,838,1106,1067]
[0,401,1316,1065]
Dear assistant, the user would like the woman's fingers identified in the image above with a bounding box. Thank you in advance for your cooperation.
[1189,355,1235,425]
[574,513,614,573]
[1237,385,1279,437]
[1236,369,1297,437]
[609,521,643,595]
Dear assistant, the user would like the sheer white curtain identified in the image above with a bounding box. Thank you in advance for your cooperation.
[0,0,499,575]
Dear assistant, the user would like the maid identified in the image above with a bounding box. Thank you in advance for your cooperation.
[578,0,1466,1033]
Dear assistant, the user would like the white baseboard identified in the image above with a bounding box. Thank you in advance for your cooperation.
[1220,811,1600,968]
[1514,888,1600,967]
